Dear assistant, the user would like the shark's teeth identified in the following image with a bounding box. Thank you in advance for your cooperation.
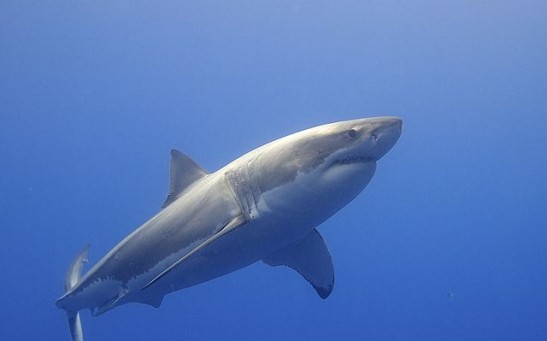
[330,156,374,166]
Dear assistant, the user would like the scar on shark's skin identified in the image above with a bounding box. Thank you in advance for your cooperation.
[56,117,402,341]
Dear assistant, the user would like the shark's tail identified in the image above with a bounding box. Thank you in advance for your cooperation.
[62,245,90,341]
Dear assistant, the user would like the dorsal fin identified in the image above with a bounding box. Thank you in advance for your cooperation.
[162,149,208,208]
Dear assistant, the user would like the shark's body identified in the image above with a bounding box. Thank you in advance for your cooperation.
[56,117,402,340]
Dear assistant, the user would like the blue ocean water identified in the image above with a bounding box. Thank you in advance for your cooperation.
[1,1,546,340]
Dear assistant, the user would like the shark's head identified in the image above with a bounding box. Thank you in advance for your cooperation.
[255,117,402,225]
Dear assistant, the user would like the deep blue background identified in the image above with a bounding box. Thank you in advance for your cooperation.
[1,1,546,340]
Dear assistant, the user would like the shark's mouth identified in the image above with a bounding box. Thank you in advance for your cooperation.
[330,156,375,167]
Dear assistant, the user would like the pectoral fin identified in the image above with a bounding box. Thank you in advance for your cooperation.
[263,229,334,299]
[142,214,247,290]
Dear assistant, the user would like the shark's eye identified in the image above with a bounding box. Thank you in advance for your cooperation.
[347,129,357,138]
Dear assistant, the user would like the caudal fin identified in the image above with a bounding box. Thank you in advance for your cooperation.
[67,313,83,341]
[63,245,90,341]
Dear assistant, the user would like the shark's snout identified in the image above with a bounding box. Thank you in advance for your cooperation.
[368,117,402,160]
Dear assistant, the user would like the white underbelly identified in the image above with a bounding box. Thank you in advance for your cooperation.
[137,216,312,301]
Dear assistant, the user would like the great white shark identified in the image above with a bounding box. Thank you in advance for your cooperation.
[56,116,402,340]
